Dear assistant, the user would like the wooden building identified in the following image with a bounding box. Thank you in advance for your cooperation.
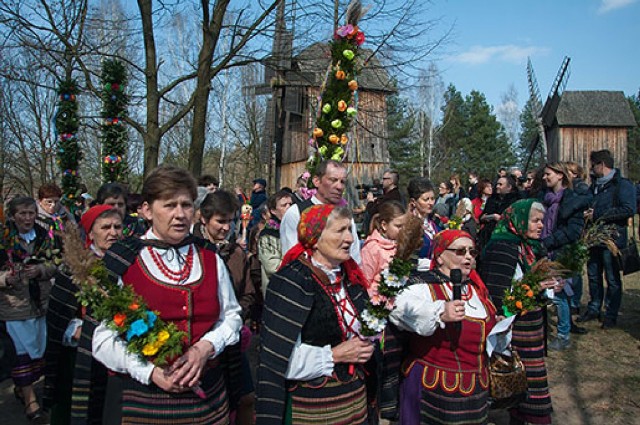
[258,40,395,199]
[544,91,637,175]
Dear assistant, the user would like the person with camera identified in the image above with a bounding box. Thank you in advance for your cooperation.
[363,170,403,235]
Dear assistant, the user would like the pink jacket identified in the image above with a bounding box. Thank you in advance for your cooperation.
[360,229,397,295]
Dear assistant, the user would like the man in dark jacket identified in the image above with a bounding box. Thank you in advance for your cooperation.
[248,178,268,230]
[363,169,404,235]
[578,150,636,329]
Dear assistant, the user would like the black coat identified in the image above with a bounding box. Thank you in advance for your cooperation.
[538,188,589,253]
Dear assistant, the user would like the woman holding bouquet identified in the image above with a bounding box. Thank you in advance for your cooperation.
[479,199,555,425]
[0,196,58,424]
[92,166,243,425]
[256,204,374,425]
[388,229,497,425]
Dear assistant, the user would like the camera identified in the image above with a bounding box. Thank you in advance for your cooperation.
[355,183,383,200]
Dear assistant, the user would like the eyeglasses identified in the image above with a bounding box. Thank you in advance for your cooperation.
[445,247,478,257]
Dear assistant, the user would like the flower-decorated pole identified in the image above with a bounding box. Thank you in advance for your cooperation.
[100,59,129,183]
[55,79,83,210]
[307,0,365,177]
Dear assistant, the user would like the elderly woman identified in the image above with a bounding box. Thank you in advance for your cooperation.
[389,229,497,425]
[35,182,76,237]
[479,199,554,425]
[256,204,374,425]
[44,205,124,424]
[92,166,243,425]
[0,196,58,424]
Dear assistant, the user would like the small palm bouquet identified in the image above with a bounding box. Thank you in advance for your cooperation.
[555,220,619,275]
[502,259,565,317]
[359,214,424,337]
[63,228,186,366]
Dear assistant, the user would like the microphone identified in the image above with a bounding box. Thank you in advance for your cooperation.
[450,269,462,333]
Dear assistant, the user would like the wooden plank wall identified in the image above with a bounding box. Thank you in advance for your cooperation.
[556,127,629,176]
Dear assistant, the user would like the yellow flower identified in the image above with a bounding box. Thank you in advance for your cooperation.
[157,330,170,343]
[142,342,159,356]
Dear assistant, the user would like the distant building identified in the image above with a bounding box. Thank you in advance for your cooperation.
[544,91,637,175]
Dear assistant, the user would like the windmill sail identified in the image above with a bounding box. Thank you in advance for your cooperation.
[526,57,548,166]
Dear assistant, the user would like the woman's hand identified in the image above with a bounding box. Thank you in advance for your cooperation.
[539,278,557,290]
[21,265,41,280]
[331,337,374,364]
[151,367,190,393]
[440,300,465,323]
[168,340,214,388]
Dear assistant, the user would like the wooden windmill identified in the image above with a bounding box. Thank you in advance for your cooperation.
[525,56,571,169]
[526,56,636,175]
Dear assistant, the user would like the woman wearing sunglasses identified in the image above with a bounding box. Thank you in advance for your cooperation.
[479,199,554,425]
[388,229,498,425]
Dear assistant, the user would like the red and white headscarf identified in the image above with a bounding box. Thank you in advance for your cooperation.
[431,229,494,312]
[280,204,367,288]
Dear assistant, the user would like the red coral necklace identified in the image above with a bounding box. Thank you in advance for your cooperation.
[147,245,194,282]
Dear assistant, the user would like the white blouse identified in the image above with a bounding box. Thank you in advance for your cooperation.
[390,280,488,337]
[92,230,242,385]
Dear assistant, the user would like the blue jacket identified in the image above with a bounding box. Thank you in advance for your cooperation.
[590,169,637,248]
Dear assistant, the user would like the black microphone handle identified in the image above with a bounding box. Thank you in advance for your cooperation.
[450,269,462,332]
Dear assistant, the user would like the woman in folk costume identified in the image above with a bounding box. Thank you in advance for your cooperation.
[479,199,555,425]
[92,166,242,425]
[256,204,374,425]
[0,196,59,424]
[389,229,498,425]
[44,205,123,424]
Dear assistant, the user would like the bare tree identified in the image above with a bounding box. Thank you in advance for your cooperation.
[496,83,520,151]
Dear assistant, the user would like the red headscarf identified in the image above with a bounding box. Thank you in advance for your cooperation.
[280,204,367,288]
[79,205,116,247]
[430,229,494,312]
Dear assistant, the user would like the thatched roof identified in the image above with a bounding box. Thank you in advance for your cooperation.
[552,91,637,128]
[280,42,395,93]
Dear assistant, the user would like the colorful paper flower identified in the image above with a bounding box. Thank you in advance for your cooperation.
[355,31,365,46]
[331,119,343,129]
[335,70,346,80]
[113,313,127,327]
[142,341,160,356]
[337,100,347,112]
[322,103,332,114]
[343,50,355,61]
[336,24,354,38]
[126,319,149,341]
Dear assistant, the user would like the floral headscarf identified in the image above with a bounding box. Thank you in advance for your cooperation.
[487,198,543,271]
[279,204,367,287]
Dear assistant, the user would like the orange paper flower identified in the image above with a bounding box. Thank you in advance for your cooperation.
[113,313,127,327]
[340,134,348,144]
[337,100,347,112]
[129,302,140,311]
[313,128,324,138]
[335,70,346,80]
[515,301,523,310]
[526,290,534,298]
[329,134,340,144]
[348,80,358,91]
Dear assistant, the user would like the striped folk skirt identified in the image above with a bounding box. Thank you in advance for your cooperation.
[510,308,553,424]
[399,360,489,425]
[285,372,368,425]
[103,364,229,425]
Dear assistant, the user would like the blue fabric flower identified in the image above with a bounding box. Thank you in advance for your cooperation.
[126,319,150,341]
[146,311,157,328]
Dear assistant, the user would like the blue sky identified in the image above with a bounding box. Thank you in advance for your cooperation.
[424,0,640,110]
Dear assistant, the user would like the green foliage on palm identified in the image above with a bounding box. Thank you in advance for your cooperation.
[56,79,83,208]
[100,59,129,183]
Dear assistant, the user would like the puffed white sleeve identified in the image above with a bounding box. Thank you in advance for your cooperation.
[389,283,446,336]
[93,322,156,385]
[279,206,300,256]
[199,254,243,356]
[92,276,156,384]
[285,335,334,381]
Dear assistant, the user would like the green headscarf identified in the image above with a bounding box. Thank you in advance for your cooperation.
[486,198,543,272]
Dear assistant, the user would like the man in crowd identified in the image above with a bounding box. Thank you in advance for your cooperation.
[578,149,636,329]
[280,160,361,263]
[362,169,403,234]
[468,171,479,200]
